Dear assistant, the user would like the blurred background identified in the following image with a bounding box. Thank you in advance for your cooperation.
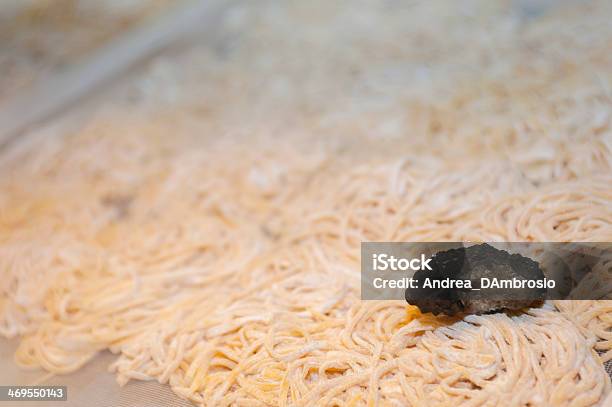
[1,0,610,161]
[0,0,172,106]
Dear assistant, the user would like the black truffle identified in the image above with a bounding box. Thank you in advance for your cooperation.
[405,243,546,315]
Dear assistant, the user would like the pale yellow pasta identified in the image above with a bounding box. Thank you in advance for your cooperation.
[1,0,612,406]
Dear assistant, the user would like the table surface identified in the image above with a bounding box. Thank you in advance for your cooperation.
[0,339,192,407]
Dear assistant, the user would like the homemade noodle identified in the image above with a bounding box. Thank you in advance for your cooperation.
[1,0,612,405]
[0,137,610,405]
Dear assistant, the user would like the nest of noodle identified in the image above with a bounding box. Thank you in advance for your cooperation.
[1,0,612,406]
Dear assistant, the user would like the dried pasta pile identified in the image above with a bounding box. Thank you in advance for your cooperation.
[1,0,612,406]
